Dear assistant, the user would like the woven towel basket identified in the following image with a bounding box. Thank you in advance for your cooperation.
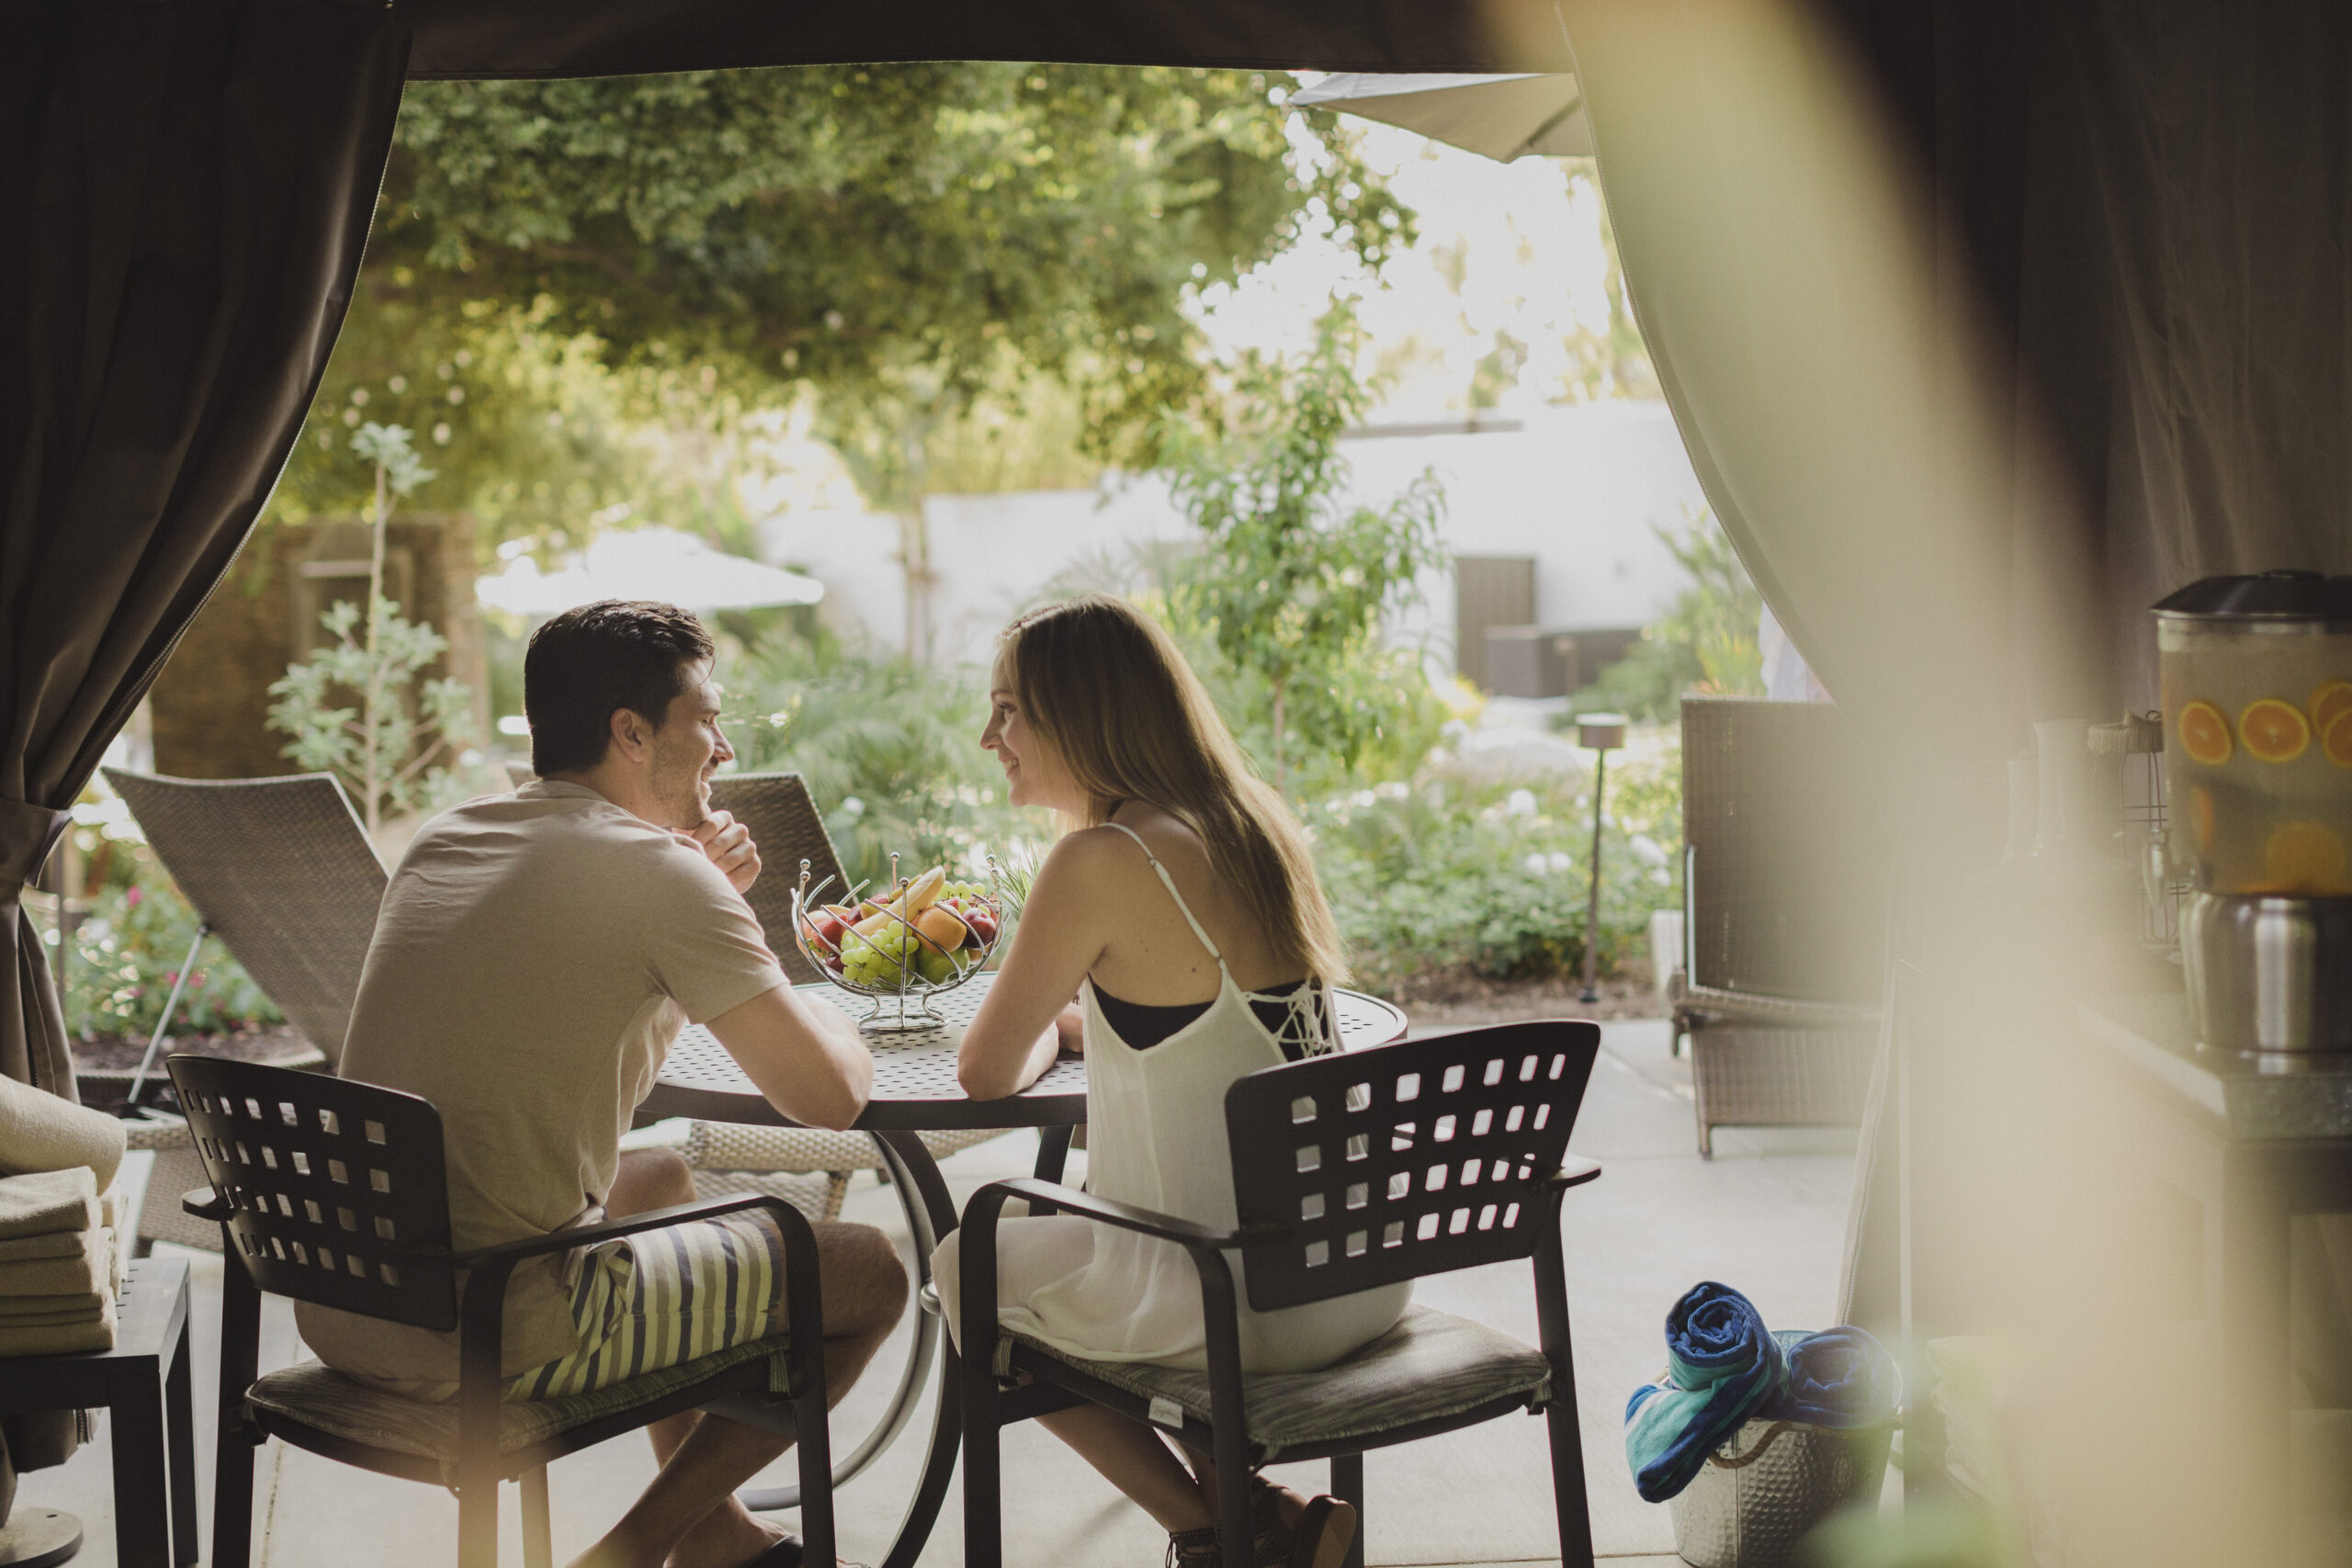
[1668,1417,1893,1568]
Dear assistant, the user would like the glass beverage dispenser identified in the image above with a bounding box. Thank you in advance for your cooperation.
[2158,571,2352,1051]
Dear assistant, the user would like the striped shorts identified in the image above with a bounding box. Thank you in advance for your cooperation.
[507,1206,790,1402]
[381,1207,791,1404]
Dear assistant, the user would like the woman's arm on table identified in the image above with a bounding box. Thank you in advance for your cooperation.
[958,835,1107,1100]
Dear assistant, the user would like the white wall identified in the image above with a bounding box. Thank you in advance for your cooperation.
[754,400,1709,670]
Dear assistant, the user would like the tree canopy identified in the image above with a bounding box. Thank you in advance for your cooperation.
[274,65,1410,541]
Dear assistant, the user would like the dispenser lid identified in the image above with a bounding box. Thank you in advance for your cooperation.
[2154,570,2352,621]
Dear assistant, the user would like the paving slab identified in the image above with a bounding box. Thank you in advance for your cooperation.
[11,1020,1857,1566]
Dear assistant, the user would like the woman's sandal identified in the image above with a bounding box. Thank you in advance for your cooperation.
[1164,1483,1301,1568]
[1167,1480,1356,1568]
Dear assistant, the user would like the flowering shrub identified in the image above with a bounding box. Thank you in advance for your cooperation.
[1308,731,1682,991]
[62,852,281,1038]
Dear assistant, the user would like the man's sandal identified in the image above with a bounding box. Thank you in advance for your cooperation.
[1284,1494,1356,1568]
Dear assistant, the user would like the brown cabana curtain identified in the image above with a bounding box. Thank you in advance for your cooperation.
[0,0,408,1100]
[1561,0,2352,767]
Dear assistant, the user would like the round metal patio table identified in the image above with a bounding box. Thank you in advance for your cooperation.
[639,973,1409,1568]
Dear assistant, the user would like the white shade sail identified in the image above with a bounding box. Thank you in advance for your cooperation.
[1288,73,1593,162]
[477,527,825,616]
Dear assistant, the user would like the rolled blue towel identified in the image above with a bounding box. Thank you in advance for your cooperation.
[1623,1281,1789,1503]
[1765,1325,1900,1428]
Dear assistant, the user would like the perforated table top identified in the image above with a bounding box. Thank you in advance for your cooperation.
[643,974,1409,1131]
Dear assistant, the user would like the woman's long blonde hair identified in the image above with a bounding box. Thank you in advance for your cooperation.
[999,593,1348,984]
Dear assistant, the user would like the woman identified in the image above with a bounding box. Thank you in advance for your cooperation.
[933,594,1409,1568]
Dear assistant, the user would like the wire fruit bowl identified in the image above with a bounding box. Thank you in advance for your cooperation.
[789,853,1008,1032]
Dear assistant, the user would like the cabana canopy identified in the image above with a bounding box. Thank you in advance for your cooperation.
[7,0,2347,1100]
[389,0,1575,79]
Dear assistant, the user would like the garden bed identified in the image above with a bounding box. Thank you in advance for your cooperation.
[69,1025,321,1113]
[1385,964,1667,1030]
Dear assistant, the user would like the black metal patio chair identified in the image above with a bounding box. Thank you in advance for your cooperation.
[169,1056,834,1568]
[957,1020,1604,1568]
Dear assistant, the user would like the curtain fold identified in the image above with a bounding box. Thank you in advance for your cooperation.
[1562,0,2352,767]
[1558,0,2105,773]
[0,0,409,1099]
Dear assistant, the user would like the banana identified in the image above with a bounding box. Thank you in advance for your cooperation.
[853,864,950,936]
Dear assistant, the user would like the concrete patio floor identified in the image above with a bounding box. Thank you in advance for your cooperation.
[22,1018,1860,1567]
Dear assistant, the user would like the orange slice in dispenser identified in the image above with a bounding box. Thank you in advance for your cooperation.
[2265,821,2348,893]
[2189,784,2216,852]
[2177,700,2233,764]
[2239,698,2310,762]
[2312,680,2352,737]
[2326,709,2352,770]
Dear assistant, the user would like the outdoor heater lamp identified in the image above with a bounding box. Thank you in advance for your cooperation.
[1575,713,1628,1004]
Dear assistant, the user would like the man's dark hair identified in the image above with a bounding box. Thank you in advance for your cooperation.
[524,601,716,774]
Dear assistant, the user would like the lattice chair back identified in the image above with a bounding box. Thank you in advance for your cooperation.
[1224,1021,1600,1313]
[168,1056,458,1332]
[709,772,848,986]
[105,769,387,1065]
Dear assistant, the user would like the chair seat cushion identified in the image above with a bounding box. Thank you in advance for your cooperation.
[1001,1305,1553,1459]
[246,1336,790,1464]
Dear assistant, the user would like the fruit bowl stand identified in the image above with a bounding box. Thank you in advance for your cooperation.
[789,855,1006,1033]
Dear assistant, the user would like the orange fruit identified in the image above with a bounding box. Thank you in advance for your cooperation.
[2313,680,2352,738]
[2265,821,2348,893]
[2177,700,2233,764]
[2326,709,2352,770]
[2239,698,2310,762]
[2189,784,2216,852]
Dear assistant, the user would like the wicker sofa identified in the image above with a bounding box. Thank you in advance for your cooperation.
[1673,698,1892,1156]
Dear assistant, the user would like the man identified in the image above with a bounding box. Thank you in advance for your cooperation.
[298,600,903,1568]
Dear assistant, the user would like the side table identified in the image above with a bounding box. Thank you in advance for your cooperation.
[0,1256,197,1567]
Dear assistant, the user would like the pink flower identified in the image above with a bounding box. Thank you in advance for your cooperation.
[125,887,142,908]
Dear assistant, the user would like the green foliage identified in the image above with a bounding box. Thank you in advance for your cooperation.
[1554,161,1661,403]
[266,599,480,826]
[1310,739,1683,992]
[348,420,435,510]
[270,64,1412,547]
[1570,511,1765,723]
[269,419,485,832]
[64,856,281,1038]
[274,302,653,550]
[1159,299,1448,789]
[716,637,1048,896]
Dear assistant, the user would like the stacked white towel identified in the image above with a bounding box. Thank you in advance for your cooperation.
[0,1076,130,1357]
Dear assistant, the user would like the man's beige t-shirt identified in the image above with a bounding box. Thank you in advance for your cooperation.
[296,780,786,1386]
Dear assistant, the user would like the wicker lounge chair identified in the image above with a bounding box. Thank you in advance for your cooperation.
[103,769,390,1250]
[1673,699,1891,1156]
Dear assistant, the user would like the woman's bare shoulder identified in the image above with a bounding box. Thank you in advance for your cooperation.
[1038,823,1152,883]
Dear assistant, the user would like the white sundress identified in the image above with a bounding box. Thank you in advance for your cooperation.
[931,822,1411,1374]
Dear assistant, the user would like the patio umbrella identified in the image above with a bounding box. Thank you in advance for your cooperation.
[477,527,826,616]
[1287,73,1593,161]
